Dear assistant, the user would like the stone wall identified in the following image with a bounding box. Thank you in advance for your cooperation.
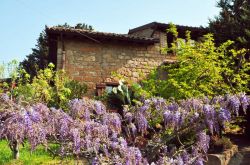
[129,29,168,49]
[56,38,175,95]
[129,28,154,38]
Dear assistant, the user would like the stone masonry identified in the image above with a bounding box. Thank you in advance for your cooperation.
[56,38,175,95]
[47,22,207,96]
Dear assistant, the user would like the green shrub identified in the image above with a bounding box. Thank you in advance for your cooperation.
[141,24,250,100]
[12,63,87,110]
[64,80,88,100]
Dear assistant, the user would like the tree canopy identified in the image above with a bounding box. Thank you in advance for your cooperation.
[209,0,250,56]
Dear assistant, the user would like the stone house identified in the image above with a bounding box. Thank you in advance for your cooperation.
[46,22,207,96]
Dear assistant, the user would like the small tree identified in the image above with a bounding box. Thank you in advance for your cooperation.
[142,24,250,100]
[209,0,250,54]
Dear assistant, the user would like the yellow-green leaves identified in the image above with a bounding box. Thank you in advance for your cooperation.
[12,63,87,110]
[142,26,250,100]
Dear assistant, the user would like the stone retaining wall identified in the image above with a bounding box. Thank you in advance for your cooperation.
[206,145,238,165]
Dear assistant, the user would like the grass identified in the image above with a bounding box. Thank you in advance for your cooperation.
[0,140,88,165]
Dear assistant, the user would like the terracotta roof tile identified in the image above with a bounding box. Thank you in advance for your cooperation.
[129,22,209,39]
[46,27,159,44]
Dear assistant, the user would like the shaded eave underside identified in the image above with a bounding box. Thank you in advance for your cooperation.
[46,27,159,44]
[128,22,209,37]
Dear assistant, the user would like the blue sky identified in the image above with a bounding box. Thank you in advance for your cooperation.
[0,0,220,64]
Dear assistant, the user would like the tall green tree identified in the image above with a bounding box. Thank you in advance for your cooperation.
[21,31,48,78]
[209,0,250,54]
[20,23,93,78]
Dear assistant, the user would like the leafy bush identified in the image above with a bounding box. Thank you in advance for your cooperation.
[142,24,250,100]
[11,63,87,109]
[0,60,19,94]
[64,80,87,100]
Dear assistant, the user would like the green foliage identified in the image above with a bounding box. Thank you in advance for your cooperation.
[100,80,149,111]
[58,22,94,31]
[103,80,132,111]
[0,60,19,80]
[0,63,4,79]
[0,60,19,94]
[12,63,87,109]
[20,30,49,78]
[64,80,88,100]
[167,23,178,38]
[0,140,77,165]
[142,25,250,100]
[7,60,19,80]
[130,83,152,99]
[209,0,250,52]
[112,80,131,105]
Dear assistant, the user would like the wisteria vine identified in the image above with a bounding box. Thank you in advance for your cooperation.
[0,93,249,164]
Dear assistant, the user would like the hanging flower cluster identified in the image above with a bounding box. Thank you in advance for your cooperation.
[0,93,249,164]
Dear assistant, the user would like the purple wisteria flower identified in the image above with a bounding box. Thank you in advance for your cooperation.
[194,159,204,165]
[71,128,81,154]
[151,97,166,111]
[110,141,119,150]
[228,95,241,116]
[163,110,172,127]
[1,91,248,164]
[119,137,128,148]
[239,93,250,114]
[134,147,142,164]
[176,155,184,165]
[167,102,179,111]
[173,111,182,129]
[125,112,133,123]
[92,157,99,165]
[139,98,151,113]
[139,104,150,113]
[102,113,121,134]
[94,100,106,115]
[103,144,109,157]
[203,104,216,134]
[0,93,9,102]
[136,113,148,134]
[69,98,90,120]
[32,103,50,120]
[129,123,137,136]
[181,151,190,163]
[218,108,231,127]
[181,98,203,112]
[189,112,199,123]
[197,131,210,153]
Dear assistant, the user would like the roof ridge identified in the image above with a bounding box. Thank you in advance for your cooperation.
[47,26,130,36]
[128,21,207,34]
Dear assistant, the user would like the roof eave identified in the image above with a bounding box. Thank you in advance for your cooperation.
[46,27,159,44]
[129,22,209,35]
